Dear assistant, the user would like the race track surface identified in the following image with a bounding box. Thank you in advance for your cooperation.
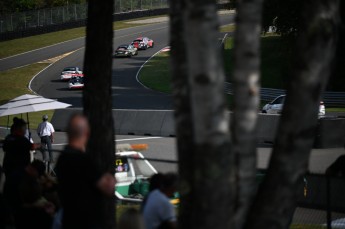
[22,14,235,109]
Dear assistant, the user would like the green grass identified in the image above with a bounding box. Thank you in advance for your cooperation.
[0,63,54,129]
[326,107,345,112]
[138,51,171,93]
[0,15,166,59]
[220,24,236,33]
[224,34,291,89]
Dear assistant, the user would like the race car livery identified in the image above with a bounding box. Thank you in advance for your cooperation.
[68,74,84,89]
[60,66,83,80]
[114,44,138,57]
[131,37,154,50]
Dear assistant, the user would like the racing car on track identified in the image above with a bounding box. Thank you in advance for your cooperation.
[68,74,84,89]
[60,66,83,80]
[114,44,138,57]
[131,37,154,50]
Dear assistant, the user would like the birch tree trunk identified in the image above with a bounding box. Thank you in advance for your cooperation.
[231,0,263,228]
[83,0,115,228]
[183,1,234,228]
[169,0,195,228]
[245,1,339,228]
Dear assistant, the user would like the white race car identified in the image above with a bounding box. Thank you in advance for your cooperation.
[68,74,84,89]
[60,67,83,81]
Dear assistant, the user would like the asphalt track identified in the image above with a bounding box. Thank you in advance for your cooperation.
[1,12,344,174]
[23,14,234,109]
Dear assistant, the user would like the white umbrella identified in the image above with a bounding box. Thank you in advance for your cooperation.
[0,94,72,135]
[0,94,71,117]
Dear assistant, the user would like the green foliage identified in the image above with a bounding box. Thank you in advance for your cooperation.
[224,35,292,90]
[0,0,87,14]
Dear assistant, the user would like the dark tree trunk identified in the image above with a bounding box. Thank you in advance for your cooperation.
[182,1,234,229]
[231,0,263,228]
[245,1,339,228]
[169,0,195,229]
[83,0,115,228]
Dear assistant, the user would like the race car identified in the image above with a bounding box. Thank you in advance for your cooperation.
[60,66,83,81]
[68,74,84,89]
[131,37,154,50]
[114,44,138,57]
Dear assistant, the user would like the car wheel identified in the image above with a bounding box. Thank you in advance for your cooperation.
[151,42,154,48]
[262,110,267,113]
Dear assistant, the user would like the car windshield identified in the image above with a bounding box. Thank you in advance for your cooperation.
[116,157,130,173]
[272,96,285,105]
[118,45,128,49]
[70,76,83,83]
[64,67,76,71]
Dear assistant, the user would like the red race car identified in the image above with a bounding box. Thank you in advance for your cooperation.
[131,37,154,50]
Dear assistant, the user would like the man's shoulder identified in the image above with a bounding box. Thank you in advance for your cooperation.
[149,190,170,203]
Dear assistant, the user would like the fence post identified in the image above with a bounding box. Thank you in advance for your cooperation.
[37,11,40,27]
[24,13,27,29]
[326,175,332,229]
[62,7,65,22]
[74,4,77,20]
[51,8,53,24]
[10,14,13,31]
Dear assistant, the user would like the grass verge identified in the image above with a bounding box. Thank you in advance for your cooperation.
[138,51,171,93]
[220,24,236,33]
[0,15,166,59]
[0,63,54,129]
[138,36,345,111]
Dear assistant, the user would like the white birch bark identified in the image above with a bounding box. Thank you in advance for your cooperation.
[246,1,340,228]
[231,0,263,228]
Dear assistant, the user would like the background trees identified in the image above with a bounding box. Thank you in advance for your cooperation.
[0,0,86,14]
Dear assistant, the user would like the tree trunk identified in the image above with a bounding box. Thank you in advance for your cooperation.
[231,0,263,228]
[245,1,339,228]
[169,0,195,229]
[183,1,234,229]
[83,0,115,228]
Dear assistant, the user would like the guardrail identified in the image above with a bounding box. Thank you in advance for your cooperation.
[225,82,345,107]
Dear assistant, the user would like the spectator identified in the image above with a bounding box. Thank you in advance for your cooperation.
[141,173,165,212]
[0,165,7,228]
[15,174,55,229]
[55,114,116,229]
[118,208,145,229]
[142,173,178,229]
[2,118,38,226]
[37,114,55,163]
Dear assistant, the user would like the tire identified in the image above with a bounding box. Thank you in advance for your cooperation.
[151,42,154,48]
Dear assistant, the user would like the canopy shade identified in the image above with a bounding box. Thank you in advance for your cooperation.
[0,94,72,117]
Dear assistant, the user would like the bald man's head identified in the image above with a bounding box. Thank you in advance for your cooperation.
[66,114,90,146]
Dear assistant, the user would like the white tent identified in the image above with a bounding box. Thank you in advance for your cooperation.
[0,94,71,134]
[0,94,71,117]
